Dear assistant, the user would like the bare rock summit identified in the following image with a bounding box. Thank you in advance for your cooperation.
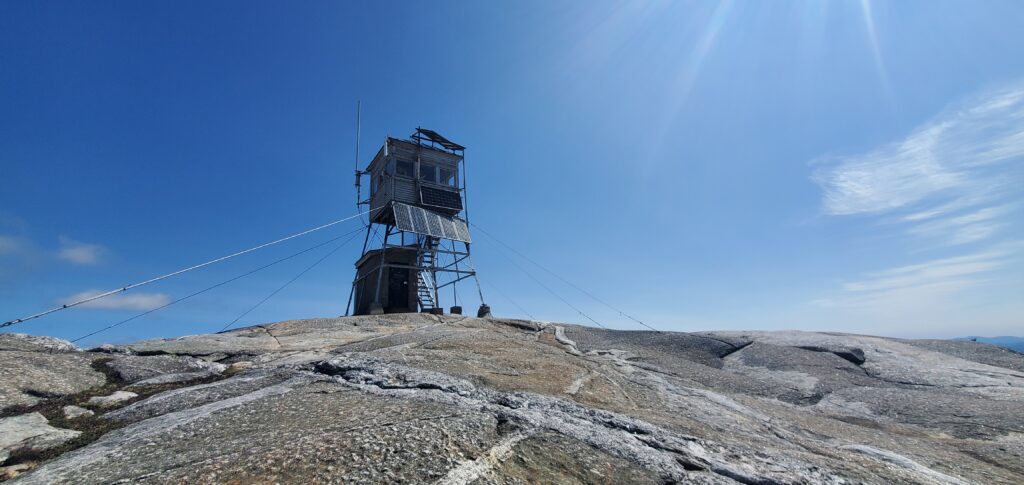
[1,314,1022,484]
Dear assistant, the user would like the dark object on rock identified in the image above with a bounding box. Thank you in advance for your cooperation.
[450,306,462,315]
[477,304,492,318]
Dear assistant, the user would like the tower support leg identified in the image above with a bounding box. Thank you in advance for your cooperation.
[345,224,375,316]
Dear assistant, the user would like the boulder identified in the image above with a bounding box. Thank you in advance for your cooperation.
[0,413,80,464]
[104,355,226,384]
[86,344,134,355]
[125,371,219,388]
[227,361,254,372]
[2,463,32,480]
[0,334,78,353]
[61,406,94,420]
[86,391,138,409]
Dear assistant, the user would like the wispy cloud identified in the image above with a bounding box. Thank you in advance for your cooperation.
[813,245,1017,310]
[906,204,1011,246]
[813,82,1024,247]
[57,236,106,265]
[844,248,1005,294]
[59,290,171,311]
[810,82,1024,324]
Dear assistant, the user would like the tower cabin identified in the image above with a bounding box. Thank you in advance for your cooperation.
[364,128,465,221]
[350,128,485,317]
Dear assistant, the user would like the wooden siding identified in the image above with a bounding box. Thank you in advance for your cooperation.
[393,178,418,204]
[389,138,461,166]
[366,137,463,217]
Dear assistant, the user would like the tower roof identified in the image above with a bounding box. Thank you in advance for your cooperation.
[412,128,464,151]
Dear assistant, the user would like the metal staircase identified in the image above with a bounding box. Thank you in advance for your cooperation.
[416,237,439,312]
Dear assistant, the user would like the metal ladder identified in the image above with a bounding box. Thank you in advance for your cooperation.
[416,237,439,312]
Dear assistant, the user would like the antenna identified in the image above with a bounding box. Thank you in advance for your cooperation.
[354,101,362,209]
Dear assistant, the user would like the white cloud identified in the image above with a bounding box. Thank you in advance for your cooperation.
[842,248,1006,294]
[906,205,1010,246]
[812,82,1024,246]
[57,236,106,265]
[812,245,1017,311]
[808,83,1024,333]
[59,290,171,311]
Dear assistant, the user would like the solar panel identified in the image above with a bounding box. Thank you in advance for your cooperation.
[438,217,456,241]
[394,203,413,231]
[424,211,443,237]
[392,202,471,242]
[453,220,471,242]
[420,186,463,211]
[410,205,428,235]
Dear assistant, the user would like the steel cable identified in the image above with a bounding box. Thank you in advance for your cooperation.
[3,208,379,329]
[71,227,365,343]
[472,222,658,331]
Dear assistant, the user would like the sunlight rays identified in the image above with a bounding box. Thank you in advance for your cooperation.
[666,0,734,113]
[858,0,897,112]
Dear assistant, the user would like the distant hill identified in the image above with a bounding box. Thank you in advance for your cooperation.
[955,336,1024,353]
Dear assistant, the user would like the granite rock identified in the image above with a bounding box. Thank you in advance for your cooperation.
[86,391,138,409]
[0,346,105,410]
[0,413,80,464]
[104,355,226,384]
[6,315,1023,484]
[61,406,94,420]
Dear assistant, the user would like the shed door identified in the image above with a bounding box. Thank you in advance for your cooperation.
[386,267,410,311]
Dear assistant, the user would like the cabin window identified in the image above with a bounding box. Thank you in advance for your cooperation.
[421,163,437,183]
[439,167,455,187]
[395,160,414,178]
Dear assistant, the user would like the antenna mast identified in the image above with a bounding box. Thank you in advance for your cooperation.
[354,101,362,209]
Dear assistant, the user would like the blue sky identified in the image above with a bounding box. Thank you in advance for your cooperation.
[2,1,1023,345]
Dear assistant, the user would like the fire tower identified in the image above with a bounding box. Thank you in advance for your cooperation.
[346,128,489,318]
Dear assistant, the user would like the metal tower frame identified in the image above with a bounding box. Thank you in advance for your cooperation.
[345,127,488,317]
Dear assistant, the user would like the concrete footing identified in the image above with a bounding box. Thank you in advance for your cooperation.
[450,306,463,315]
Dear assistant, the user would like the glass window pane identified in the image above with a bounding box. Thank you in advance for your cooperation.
[439,168,455,186]
[396,160,414,178]
[421,164,437,183]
